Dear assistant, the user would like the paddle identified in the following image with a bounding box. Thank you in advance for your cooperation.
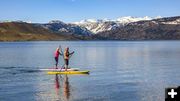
[59,45,66,71]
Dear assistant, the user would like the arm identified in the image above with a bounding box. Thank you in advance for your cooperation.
[59,45,64,56]
[69,51,74,56]
[59,51,63,56]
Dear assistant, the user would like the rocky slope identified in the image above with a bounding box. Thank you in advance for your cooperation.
[39,20,92,36]
[95,16,180,40]
[73,16,157,34]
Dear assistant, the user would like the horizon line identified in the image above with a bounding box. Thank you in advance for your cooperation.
[0,15,180,24]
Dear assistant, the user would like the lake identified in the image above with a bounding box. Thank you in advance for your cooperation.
[0,41,180,101]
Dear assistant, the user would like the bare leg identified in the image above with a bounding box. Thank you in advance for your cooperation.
[65,59,69,71]
[55,57,58,69]
[65,65,67,71]
[55,63,58,69]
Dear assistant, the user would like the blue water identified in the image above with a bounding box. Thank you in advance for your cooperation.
[0,41,180,101]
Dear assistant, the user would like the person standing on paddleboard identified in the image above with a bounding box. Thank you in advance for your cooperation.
[54,48,62,69]
[64,47,74,71]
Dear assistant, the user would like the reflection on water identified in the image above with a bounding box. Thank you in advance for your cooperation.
[63,75,70,100]
[55,75,60,98]
[34,74,72,101]
[55,75,71,101]
[1,41,180,101]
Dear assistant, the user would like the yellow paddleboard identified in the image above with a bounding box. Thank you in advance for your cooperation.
[47,70,90,75]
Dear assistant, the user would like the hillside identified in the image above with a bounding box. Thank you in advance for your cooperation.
[39,20,92,36]
[95,16,180,40]
[1,16,180,41]
[73,16,154,34]
[0,22,79,41]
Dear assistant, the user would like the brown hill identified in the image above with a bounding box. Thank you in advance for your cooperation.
[0,22,78,41]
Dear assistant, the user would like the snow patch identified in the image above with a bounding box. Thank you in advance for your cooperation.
[161,18,180,24]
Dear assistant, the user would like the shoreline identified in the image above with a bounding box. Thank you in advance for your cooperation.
[0,39,180,43]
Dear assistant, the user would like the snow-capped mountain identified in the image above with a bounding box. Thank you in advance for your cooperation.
[39,20,92,36]
[96,16,180,40]
[116,16,152,24]
[73,20,119,33]
[72,16,160,33]
[1,16,180,41]
[36,16,180,37]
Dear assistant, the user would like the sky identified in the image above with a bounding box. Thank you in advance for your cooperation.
[0,0,180,23]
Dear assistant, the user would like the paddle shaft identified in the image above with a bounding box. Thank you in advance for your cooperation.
[59,45,66,71]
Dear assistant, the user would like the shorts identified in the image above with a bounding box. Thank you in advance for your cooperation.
[65,59,69,65]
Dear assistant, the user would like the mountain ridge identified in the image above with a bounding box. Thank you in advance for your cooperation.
[72,16,161,33]
[0,16,180,41]
[96,16,180,40]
